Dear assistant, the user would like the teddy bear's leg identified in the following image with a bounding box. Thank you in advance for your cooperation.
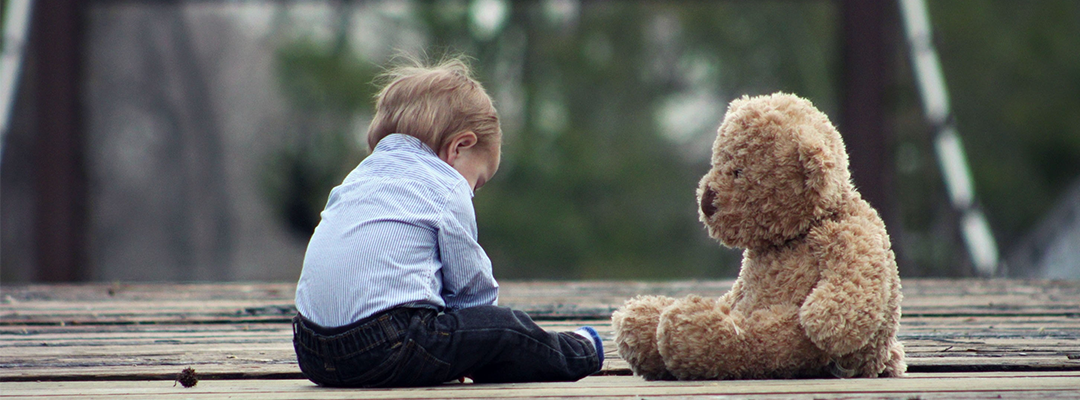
[655,294,750,380]
[744,305,832,378]
[612,295,677,380]
[659,301,827,380]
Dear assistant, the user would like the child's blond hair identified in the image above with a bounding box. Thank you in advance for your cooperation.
[367,56,501,154]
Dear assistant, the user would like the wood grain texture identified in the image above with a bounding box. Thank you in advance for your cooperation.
[2,372,1079,399]
[2,279,1079,398]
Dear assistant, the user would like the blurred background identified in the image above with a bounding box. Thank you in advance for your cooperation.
[2,0,1078,283]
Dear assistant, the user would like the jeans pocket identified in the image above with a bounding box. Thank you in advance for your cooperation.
[294,336,341,385]
[383,339,452,387]
[333,341,405,387]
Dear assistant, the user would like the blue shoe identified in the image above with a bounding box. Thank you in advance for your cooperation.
[574,326,604,366]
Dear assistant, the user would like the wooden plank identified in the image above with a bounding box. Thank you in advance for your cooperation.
[3,280,1080,384]
[3,318,1079,381]
[2,373,1079,399]
[4,280,1078,324]
[3,279,1076,304]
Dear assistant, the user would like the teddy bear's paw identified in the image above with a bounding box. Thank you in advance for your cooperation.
[799,291,877,357]
[824,338,907,379]
[882,359,907,377]
[880,341,907,377]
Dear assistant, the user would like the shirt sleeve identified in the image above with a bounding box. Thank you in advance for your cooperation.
[436,182,499,309]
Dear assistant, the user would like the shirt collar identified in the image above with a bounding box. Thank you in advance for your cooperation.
[375,134,437,156]
[375,134,472,196]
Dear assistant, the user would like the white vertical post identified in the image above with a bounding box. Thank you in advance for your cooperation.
[899,0,1000,276]
[1,0,35,166]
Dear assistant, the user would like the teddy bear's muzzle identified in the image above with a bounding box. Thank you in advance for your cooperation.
[700,187,718,218]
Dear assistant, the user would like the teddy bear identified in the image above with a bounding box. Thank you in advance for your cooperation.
[612,92,905,380]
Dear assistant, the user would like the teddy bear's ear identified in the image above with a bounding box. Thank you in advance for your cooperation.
[798,134,838,203]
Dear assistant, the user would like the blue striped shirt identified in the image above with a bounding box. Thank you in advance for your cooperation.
[294,134,499,328]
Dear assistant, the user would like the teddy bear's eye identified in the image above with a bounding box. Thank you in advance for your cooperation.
[733,169,743,179]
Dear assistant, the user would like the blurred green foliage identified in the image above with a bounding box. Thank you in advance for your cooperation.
[263,38,376,238]
[264,0,1080,278]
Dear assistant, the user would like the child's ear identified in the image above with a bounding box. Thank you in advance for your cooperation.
[440,131,478,164]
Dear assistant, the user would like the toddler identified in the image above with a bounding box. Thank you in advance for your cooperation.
[292,57,603,387]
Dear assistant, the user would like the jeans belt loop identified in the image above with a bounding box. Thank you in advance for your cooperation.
[318,335,336,372]
[379,313,400,342]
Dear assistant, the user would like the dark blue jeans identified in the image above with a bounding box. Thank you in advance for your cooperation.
[292,306,601,387]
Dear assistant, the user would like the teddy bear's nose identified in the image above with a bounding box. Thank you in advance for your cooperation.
[701,187,718,218]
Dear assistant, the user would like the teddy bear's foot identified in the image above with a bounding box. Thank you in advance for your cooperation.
[612,295,677,380]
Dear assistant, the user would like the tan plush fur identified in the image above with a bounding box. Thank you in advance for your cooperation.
[612,92,905,380]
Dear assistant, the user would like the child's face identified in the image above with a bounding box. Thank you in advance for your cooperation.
[441,133,501,192]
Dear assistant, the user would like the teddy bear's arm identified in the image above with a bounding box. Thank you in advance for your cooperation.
[799,219,894,357]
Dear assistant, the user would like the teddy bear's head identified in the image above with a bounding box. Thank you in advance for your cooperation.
[697,92,852,249]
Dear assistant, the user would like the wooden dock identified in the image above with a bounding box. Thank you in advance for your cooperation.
[2,279,1079,398]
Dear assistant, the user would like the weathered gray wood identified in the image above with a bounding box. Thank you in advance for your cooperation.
[4,279,1078,323]
[2,373,1079,399]
[2,279,1080,386]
